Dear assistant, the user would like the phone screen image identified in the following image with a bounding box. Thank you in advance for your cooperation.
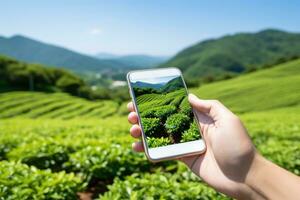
[130,73,201,149]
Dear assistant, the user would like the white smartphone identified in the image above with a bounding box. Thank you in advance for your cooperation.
[127,67,206,162]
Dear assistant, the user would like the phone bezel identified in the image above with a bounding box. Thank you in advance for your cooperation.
[127,67,206,162]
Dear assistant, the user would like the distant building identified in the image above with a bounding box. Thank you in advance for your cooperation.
[111,81,127,87]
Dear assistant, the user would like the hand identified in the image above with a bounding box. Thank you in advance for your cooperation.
[128,94,300,199]
[127,94,260,199]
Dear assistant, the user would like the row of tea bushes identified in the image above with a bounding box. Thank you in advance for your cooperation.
[0,161,85,200]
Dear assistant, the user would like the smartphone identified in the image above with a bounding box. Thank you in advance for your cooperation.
[127,67,206,162]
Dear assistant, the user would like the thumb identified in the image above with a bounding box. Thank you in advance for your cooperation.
[188,93,223,120]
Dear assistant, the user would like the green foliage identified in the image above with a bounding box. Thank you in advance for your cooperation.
[147,137,171,148]
[165,114,190,142]
[258,140,300,175]
[136,88,193,147]
[0,55,130,101]
[141,118,164,138]
[99,172,228,200]
[0,104,299,198]
[136,93,162,104]
[0,91,119,119]
[181,122,201,143]
[64,144,152,182]
[161,29,300,79]
[133,87,159,96]
[0,161,85,200]
[55,75,83,95]
[7,140,70,171]
[179,96,193,115]
[170,95,185,107]
[141,105,177,121]
[0,55,84,95]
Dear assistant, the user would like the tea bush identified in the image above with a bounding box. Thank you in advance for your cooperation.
[179,97,192,115]
[147,137,171,148]
[141,117,164,137]
[0,87,300,199]
[7,139,70,171]
[99,172,228,200]
[181,121,201,142]
[258,139,300,175]
[64,144,152,182]
[141,105,176,121]
[170,95,185,107]
[0,161,85,200]
[0,91,119,119]
[165,113,190,142]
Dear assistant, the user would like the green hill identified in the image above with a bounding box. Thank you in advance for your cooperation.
[0,35,127,72]
[162,29,300,80]
[0,91,118,119]
[0,55,126,101]
[0,55,84,93]
[160,76,185,93]
[191,58,300,113]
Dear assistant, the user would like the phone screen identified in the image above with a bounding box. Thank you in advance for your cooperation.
[129,72,201,149]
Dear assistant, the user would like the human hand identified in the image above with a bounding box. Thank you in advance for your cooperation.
[128,94,300,199]
[127,94,261,199]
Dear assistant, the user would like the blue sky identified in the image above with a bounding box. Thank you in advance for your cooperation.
[1,0,299,56]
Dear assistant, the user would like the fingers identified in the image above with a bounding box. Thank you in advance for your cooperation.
[130,124,142,138]
[132,141,144,152]
[127,102,144,152]
[128,112,138,124]
[189,94,212,113]
[127,102,135,112]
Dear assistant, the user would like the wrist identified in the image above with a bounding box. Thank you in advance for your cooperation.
[245,152,266,183]
[245,151,300,199]
[244,152,268,198]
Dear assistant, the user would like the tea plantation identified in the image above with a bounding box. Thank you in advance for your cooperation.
[137,89,200,147]
[0,59,300,199]
[0,92,118,119]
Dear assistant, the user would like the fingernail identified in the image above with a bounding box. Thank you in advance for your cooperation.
[188,93,197,101]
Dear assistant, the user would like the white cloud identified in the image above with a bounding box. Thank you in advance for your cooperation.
[89,28,102,35]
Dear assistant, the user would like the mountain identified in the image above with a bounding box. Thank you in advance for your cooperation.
[95,53,119,59]
[132,76,185,94]
[160,77,185,93]
[117,55,169,68]
[132,81,164,89]
[0,35,127,73]
[161,29,300,79]
[95,53,169,68]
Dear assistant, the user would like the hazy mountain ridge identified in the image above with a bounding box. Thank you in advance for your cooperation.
[0,35,128,72]
[132,76,184,93]
[95,53,169,68]
[160,77,184,93]
[132,81,164,90]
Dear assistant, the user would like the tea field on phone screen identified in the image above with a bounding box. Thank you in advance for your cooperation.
[132,75,201,148]
[0,59,299,199]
